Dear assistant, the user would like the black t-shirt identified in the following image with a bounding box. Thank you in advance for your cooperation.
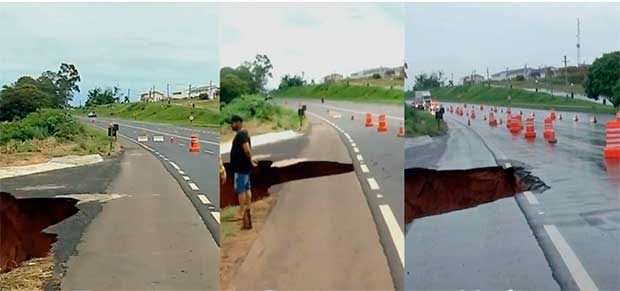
[230,129,252,173]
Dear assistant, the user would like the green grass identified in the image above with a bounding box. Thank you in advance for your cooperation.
[161,99,220,111]
[339,78,404,89]
[81,102,220,127]
[0,109,116,164]
[221,206,240,238]
[220,95,307,141]
[490,80,586,95]
[431,85,617,114]
[272,84,403,104]
[405,106,447,137]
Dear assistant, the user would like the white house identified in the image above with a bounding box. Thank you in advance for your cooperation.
[170,82,219,100]
[140,90,165,102]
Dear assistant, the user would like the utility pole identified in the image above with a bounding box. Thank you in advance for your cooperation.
[506,67,511,88]
[127,88,130,103]
[188,84,192,99]
[563,55,569,86]
[486,67,490,87]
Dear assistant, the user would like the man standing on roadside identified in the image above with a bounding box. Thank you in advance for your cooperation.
[230,115,256,229]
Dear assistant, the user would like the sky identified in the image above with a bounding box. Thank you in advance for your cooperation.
[405,3,620,89]
[0,3,219,106]
[219,3,404,89]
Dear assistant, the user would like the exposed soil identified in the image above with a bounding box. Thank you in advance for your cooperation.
[220,160,354,208]
[0,192,78,273]
[404,167,545,224]
[220,196,275,291]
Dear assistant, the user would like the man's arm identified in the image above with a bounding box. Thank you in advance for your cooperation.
[242,142,252,159]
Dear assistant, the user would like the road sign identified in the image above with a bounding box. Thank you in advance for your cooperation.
[137,135,148,143]
[189,115,194,121]
[153,135,164,142]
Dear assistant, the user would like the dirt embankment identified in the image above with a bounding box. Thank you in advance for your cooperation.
[0,192,78,273]
[404,167,530,224]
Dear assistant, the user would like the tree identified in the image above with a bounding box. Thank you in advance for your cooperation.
[278,74,305,90]
[413,72,444,90]
[220,74,250,104]
[372,73,381,79]
[584,51,620,107]
[85,86,121,107]
[0,82,52,121]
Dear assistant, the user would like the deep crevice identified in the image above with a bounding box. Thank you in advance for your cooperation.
[221,160,354,208]
[0,192,78,273]
[405,166,549,224]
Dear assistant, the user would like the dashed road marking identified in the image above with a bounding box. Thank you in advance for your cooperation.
[367,178,380,190]
[183,176,190,181]
[523,191,539,205]
[353,147,359,153]
[179,170,185,175]
[377,193,383,198]
[198,194,210,204]
[211,211,220,224]
[356,154,364,161]
[379,204,404,266]
[204,150,214,154]
[169,161,180,170]
[544,225,598,291]
[351,143,356,147]
[188,182,199,191]
[360,164,369,173]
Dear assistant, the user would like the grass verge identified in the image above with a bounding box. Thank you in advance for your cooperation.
[405,106,447,137]
[80,101,220,128]
[0,254,56,290]
[431,85,617,114]
[0,109,118,166]
[272,84,403,104]
[220,95,308,142]
[160,99,219,112]
[220,196,274,291]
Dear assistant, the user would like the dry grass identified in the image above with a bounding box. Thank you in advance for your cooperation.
[0,255,55,291]
[220,120,308,143]
[220,196,275,291]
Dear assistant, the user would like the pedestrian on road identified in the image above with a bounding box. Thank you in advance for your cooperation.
[230,115,257,229]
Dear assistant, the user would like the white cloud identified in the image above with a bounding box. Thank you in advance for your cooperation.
[220,3,403,89]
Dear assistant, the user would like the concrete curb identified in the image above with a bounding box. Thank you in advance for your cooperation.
[0,154,104,180]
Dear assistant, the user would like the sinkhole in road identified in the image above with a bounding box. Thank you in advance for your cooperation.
[0,192,78,273]
[221,160,354,208]
[404,166,549,224]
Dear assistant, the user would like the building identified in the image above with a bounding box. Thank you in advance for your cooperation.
[323,73,344,83]
[170,82,219,100]
[349,66,404,80]
[140,90,165,102]
[462,74,485,85]
[491,66,557,81]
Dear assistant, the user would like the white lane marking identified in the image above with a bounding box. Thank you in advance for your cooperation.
[198,194,210,204]
[377,193,383,198]
[154,151,159,155]
[351,143,356,147]
[356,154,364,161]
[112,122,218,145]
[544,225,599,291]
[183,176,190,181]
[379,204,404,266]
[162,157,169,161]
[504,162,512,169]
[211,211,220,224]
[169,161,180,170]
[179,143,185,147]
[188,182,199,191]
[179,170,185,175]
[360,164,369,173]
[353,147,359,153]
[204,150,214,154]
[523,191,539,205]
[344,133,351,139]
[367,178,380,190]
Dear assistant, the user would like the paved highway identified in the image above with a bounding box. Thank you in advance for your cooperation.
[83,117,220,243]
[406,103,619,290]
[278,98,405,290]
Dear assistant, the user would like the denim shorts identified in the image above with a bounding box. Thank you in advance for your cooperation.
[234,172,251,194]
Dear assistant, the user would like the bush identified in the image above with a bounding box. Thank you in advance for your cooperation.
[0,109,81,144]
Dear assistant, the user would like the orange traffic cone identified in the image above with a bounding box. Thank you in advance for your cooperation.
[524,116,536,139]
[365,113,373,127]
[543,116,557,143]
[488,112,497,127]
[397,124,405,137]
[603,112,620,158]
[470,110,476,119]
[480,104,484,111]
[189,134,200,152]
[377,114,388,132]
[510,115,523,134]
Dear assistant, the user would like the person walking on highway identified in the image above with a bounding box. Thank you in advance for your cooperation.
[230,115,257,229]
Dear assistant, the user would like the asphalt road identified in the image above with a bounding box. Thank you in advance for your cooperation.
[405,102,619,290]
[227,114,393,290]
[83,116,220,243]
[277,98,405,290]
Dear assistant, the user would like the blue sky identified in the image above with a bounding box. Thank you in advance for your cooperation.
[405,3,620,89]
[0,3,219,106]
[220,3,404,89]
